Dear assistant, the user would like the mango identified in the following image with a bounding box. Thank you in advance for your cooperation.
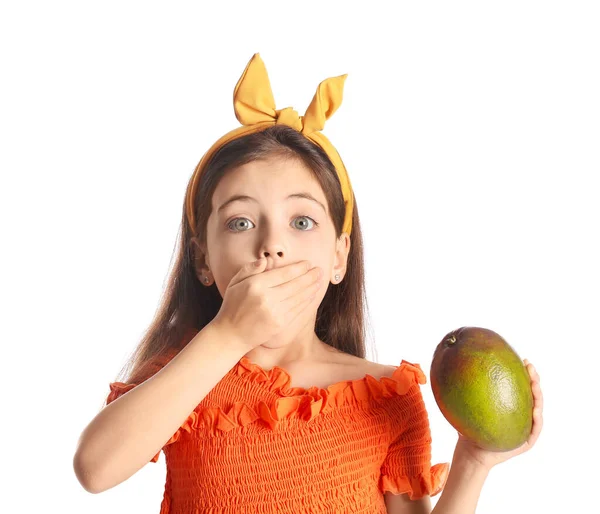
[430,326,533,451]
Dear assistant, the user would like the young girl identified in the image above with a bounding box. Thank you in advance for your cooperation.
[74,53,543,514]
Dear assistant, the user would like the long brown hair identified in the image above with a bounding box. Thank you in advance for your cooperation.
[107,124,376,394]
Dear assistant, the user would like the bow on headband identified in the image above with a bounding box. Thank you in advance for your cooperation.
[185,53,354,236]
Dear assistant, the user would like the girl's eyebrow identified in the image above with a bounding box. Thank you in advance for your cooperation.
[217,192,326,214]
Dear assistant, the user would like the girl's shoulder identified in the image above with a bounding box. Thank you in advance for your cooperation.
[331,352,413,384]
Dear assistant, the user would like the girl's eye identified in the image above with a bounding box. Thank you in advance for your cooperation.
[227,218,254,232]
[227,215,319,232]
[292,215,318,231]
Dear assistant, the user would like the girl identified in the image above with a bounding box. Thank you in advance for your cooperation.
[73,53,543,514]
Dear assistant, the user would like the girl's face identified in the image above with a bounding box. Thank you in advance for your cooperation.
[198,156,350,301]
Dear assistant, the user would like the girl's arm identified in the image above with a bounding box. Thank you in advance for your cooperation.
[383,445,490,514]
[429,444,490,514]
[73,321,248,494]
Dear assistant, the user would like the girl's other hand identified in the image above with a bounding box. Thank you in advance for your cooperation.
[454,359,544,471]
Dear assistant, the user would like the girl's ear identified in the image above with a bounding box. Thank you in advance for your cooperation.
[190,236,210,276]
[333,232,351,280]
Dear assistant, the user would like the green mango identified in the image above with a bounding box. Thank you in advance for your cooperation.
[430,327,533,451]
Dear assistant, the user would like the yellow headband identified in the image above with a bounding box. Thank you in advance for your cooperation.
[184,53,354,236]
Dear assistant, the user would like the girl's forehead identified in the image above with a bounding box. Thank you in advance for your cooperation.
[225,157,314,181]
[214,160,325,201]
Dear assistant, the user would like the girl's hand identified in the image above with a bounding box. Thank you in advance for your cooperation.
[211,256,323,350]
[454,359,544,471]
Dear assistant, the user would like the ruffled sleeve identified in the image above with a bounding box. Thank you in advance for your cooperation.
[379,360,450,500]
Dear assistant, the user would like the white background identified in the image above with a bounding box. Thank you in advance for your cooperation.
[2,1,598,512]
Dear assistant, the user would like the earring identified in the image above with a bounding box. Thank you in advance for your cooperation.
[204,277,209,284]
[334,274,340,282]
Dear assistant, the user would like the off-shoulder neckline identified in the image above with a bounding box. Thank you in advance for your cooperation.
[108,352,429,434]
[235,355,427,398]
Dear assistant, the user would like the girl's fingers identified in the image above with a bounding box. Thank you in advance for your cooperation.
[530,377,543,444]
[528,411,542,446]
[533,381,543,413]
[522,360,543,448]
[531,396,543,440]
[524,360,540,383]
[527,363,542,407]
[524,359,534,380]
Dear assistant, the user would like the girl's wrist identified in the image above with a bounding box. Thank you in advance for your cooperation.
[431,441,491,514]
[453,438,494,474]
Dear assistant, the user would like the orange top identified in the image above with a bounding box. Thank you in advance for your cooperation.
[106,345,449,513]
